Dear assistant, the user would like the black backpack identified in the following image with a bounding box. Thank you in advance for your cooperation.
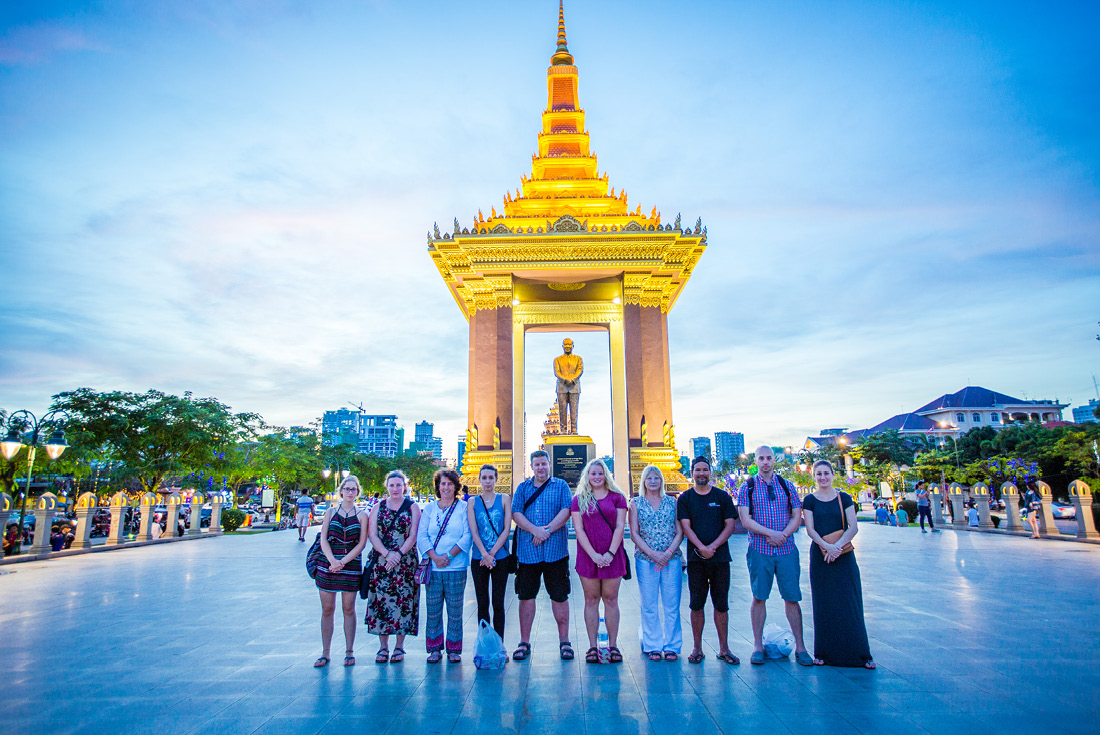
[745,475,794,520]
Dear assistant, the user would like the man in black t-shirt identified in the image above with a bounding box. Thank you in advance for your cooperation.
[677,456,739,665]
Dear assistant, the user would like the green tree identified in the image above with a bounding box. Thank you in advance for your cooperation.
[51,388,258,494]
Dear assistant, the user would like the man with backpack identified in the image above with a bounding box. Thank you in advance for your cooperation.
[737,446,816,666]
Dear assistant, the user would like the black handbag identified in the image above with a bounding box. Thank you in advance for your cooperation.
[595,499,631,580]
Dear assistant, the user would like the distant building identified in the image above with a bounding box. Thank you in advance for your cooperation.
[395,427,405,455]
[679,456,690,475]
[415,421,435,444]
[321,409,359,447]
[691,437,712,463]
[832,386,1069,446]
[714,432,744,467]
[358,415,399,457]
[1072,399,1099,424]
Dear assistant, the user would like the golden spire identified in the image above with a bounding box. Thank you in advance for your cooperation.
[551,0,574,66]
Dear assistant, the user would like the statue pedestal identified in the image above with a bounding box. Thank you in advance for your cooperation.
[544,435,595,490]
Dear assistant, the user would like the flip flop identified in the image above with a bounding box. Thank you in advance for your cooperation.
[750,650,766,665]
[313,656,330,668]
[390,648,405,663]
[375,648,389,664]
[795,651,817,666]
[716,651,740,665]
[343,651,355,667]
[647,651,663,661]
[688,651,704,664]
[663,651,678,661]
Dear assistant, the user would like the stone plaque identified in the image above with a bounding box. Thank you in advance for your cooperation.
[551,443,593,489]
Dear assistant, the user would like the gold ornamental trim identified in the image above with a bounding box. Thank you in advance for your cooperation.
[514,300,622,326]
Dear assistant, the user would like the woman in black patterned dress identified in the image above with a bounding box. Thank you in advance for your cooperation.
[314,475,369,668]
[365,470,421,663]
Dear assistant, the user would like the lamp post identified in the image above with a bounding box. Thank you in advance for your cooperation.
[1,409,70,556]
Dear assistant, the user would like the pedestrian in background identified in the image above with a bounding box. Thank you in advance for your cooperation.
[915,481,937,533]
[1023,480,1042,539]
[629,465,683,661]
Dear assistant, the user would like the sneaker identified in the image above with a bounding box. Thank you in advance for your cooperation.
[932,528,941,533]
[921,529,928,533]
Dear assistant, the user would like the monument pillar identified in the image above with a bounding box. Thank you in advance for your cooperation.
[28,492,59,554]
[511,319,526,492]
[1035,481,1060,537]
[1068,480,1098,539]
[608,313,630,493]
[71,493,97,549]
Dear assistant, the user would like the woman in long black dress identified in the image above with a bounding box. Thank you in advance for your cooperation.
[802,459,875,669]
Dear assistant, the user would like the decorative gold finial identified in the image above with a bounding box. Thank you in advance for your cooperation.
[551,0,574,66]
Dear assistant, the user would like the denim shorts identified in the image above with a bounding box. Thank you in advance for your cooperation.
[746,547,802,602]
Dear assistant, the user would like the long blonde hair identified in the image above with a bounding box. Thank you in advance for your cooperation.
[574,458,625,513]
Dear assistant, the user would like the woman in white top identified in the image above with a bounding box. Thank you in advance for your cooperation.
[416,468,472,663]
[628,465,684,660]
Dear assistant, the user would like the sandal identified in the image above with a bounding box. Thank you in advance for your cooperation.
[864,660,877,669]
[375,648,389,664]
[608,646,622,663]
[585,647,600,664]
[663,651,678,661]
[512,642,531,661]
[427,651,442,664]
[313,655,330,668]
[688,651,704,664]
[795,651,818,667]
[559,641,574,660]
[750,650,766,665]
[448,653,461,664]
[647,651,663,661]
[716,651,740,665]
[390,648,405,663]
[343,651,355,667]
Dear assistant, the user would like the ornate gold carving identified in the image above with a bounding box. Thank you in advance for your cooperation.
[629,447,691,494]
[514,301,622,325]
[547,282,586,291]
[460,449,512,492]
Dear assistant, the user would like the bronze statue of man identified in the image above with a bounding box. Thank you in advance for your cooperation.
[554,338,583,434]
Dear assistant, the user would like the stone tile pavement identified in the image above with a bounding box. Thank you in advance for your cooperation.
[1,522,1097,735]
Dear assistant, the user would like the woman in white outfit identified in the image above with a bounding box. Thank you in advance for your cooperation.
[628,465,683,660]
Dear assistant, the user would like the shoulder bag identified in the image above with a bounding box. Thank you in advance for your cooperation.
[594,496,631,580]
[415,499,460,586]
[360,498,411,599]
[480,495,517,574]
[821,493,855,556]
[305,531,323,579]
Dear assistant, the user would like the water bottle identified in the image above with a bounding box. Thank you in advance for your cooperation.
[597,616,609,663]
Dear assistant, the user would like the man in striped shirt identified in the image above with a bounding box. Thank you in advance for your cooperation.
[737,446,815,666]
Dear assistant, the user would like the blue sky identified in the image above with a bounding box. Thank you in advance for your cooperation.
[1,0,1098,463]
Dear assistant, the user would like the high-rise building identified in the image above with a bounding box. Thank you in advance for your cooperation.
[321,409,359,447]
[395,427,405,455]
[1072,399,1099,423]
[410,421,444,461]
[714,431,745,468]
[427,437,444,461]
[691,437,712,463]
[415,421,434,444]
[358,415,399,457]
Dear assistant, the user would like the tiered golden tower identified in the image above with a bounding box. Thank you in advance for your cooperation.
[430,2,704,493]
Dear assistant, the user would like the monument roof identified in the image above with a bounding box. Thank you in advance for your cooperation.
[427,2,707,319]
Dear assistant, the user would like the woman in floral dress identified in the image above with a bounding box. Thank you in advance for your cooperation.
[365,470,421,663]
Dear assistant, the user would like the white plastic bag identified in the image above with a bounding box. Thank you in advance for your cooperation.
[473,619,508,670]
[762,623,794,659]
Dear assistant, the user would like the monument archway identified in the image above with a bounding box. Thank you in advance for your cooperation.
[428,5,705,493]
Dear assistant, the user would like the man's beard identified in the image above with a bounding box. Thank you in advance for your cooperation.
[694,476,708,486]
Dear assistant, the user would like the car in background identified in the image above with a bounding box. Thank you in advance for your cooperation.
[1051,501,1076,520]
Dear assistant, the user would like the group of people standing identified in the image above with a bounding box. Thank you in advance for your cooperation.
[308,446,873,670]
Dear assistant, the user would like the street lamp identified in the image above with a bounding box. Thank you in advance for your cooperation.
[1,409,70,556]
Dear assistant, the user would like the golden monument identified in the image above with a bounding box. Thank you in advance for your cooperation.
[429,2,704,493]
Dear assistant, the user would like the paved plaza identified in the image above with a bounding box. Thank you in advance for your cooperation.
[2,522,1098,735]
